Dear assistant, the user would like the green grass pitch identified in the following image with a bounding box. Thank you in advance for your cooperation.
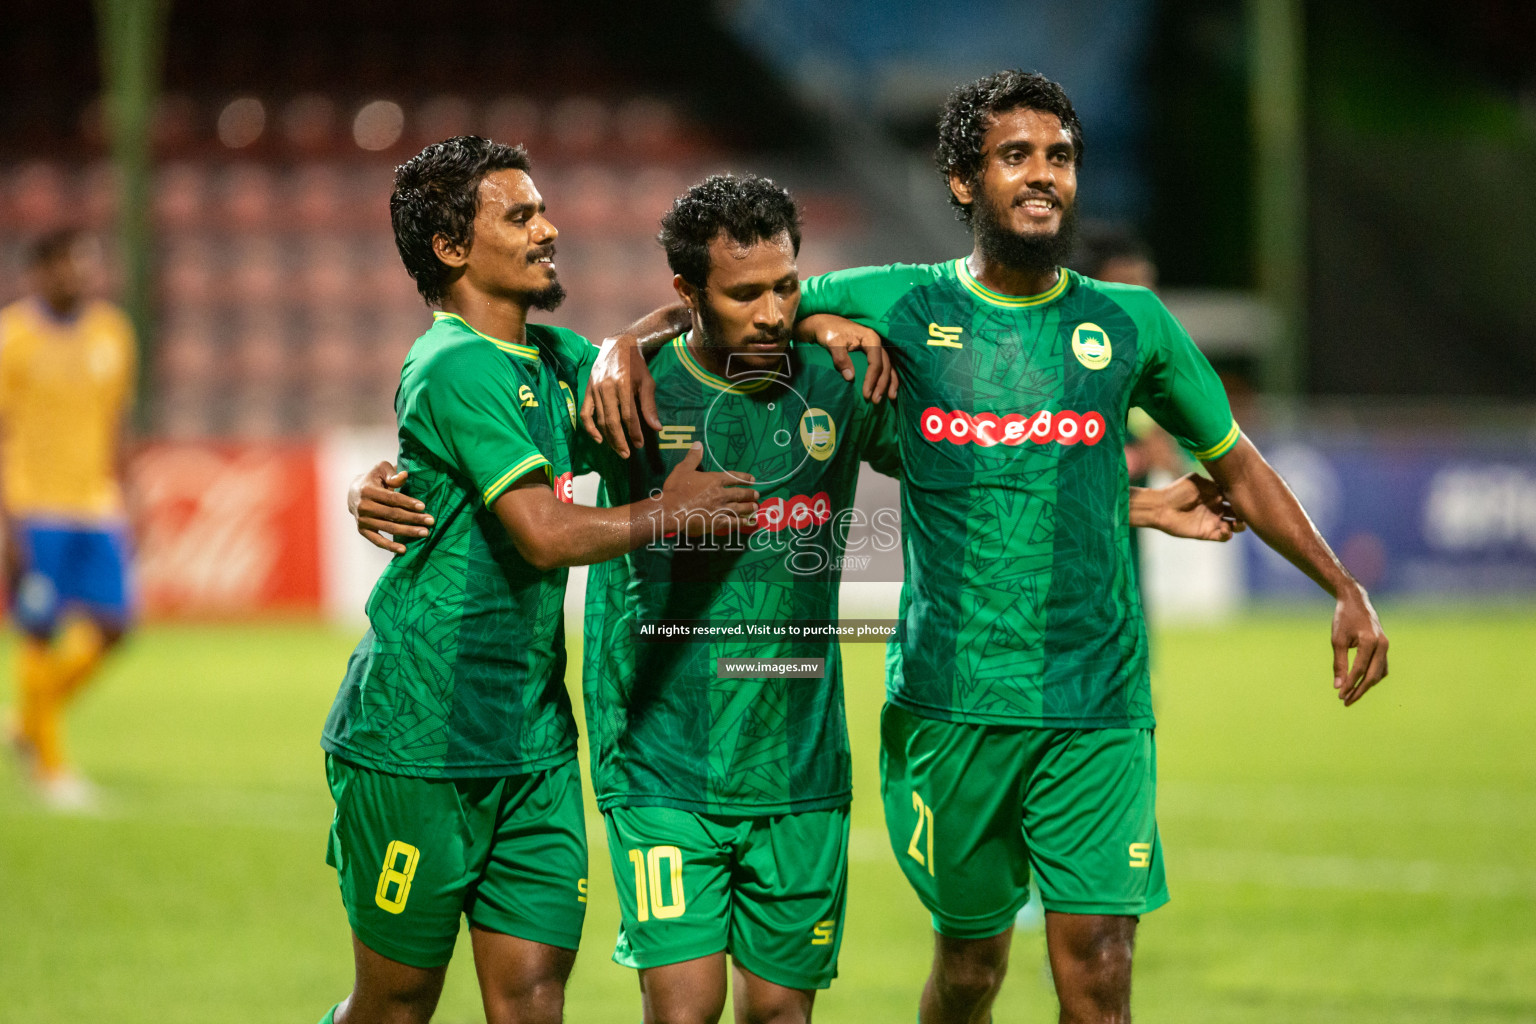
[2,606,1534,1023]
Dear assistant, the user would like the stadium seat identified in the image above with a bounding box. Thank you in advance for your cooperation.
[220,164,278,232]
[156,330,219,389]
[546,96,611,159]
[8,162,65,230]
[233,328,292,387]
[615,97,684,161]
[413,95,478,149]
[154,162,208,230]
[159,237,217,305]
[81,162,120,230]
[281,94,341,156]
[287,165,346,231]
[482,95,542,151]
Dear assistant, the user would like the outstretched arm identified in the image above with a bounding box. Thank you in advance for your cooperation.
[347,446,758,569]
[1202,435,1389,705]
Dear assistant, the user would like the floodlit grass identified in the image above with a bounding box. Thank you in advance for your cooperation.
[2,607,1533,1023]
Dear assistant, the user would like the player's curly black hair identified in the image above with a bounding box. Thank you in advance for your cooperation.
[935,70,1085,225]
[658,174,801,289]
[390,135,532,305]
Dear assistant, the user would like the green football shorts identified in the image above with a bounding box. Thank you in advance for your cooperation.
[879,703,1168,938]
[604,804,850,990]
[325,754,588,968]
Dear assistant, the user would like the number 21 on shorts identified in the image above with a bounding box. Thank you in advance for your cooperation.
[627,845,686,922]
[907,791,935,876]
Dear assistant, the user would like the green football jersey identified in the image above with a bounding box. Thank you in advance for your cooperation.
[583,336,899,815]
[799,260,1239,729]
[323,312,597,778]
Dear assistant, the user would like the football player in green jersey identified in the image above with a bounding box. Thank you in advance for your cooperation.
[583,72,1389,1024]
[316,137,759,1024]
[583,174,887,1024]
[353,173,1246,1024]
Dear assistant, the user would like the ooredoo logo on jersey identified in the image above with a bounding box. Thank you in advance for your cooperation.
[919,407,1106,447]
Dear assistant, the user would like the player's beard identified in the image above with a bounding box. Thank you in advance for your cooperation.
[522,245,566,311]
[971,188,1078,278]
[525,277,566,311]
[697,302,790,374]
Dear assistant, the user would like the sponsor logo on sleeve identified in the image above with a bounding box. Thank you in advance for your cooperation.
[553,471,575,503]
[1071,323,1112,370]
[919,407,1106,447]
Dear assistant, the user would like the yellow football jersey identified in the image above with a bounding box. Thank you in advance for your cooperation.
[0,298,136,521]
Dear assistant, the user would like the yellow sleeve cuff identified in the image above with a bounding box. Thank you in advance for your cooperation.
[1190,421,1241,461]
[482,452,551,505]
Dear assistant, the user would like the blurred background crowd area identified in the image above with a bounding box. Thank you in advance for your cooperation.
[0,0,877,438]
[5,0,1536,435]
[2,0,1536,610]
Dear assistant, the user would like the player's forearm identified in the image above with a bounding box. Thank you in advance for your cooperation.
[605,303,691,359]
[1127,487,1162,530]
[1203,437,1357,598]
[495,491,667,571]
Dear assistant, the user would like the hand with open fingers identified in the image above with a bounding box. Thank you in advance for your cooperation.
[658,443,760,538]
[1158,473,1248,541]
[349,460,435,555]
[793,314,899,403]
[580,335,660,459]
[1331,585,1389,706]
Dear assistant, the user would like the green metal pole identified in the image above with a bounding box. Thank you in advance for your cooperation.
[95,0,170,423]
[1248,0,1306,397]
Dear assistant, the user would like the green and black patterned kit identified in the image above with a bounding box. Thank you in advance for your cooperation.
[322,312,595,964]
[801,262,1238,932]
[584,336,896,986]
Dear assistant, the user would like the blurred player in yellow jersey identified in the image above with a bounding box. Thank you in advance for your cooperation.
[1,229,136,810]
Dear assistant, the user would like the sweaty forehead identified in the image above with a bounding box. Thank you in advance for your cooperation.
[705,230,795,284]
[983,107,1070,148]
[477,168,539,210]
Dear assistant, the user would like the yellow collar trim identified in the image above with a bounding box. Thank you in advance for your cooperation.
[433,311,540,361]
[954,259,1070,308]
[672,336,777,394]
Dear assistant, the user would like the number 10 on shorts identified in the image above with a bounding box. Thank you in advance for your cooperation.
[907,792,935,876]
[627,846,686,922]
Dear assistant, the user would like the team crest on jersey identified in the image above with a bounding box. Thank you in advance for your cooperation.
[1071,323,1112,370]
[799,408,836,461]
[558,380,577,425]
[518,384,539,408]
[927,323,964,349]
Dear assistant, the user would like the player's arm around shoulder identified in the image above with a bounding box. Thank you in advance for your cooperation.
[1202,434,1389,706]
[490,442,762,571]
[346,445,762,571]
[579,304,693,458]
[792,313,898,404]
